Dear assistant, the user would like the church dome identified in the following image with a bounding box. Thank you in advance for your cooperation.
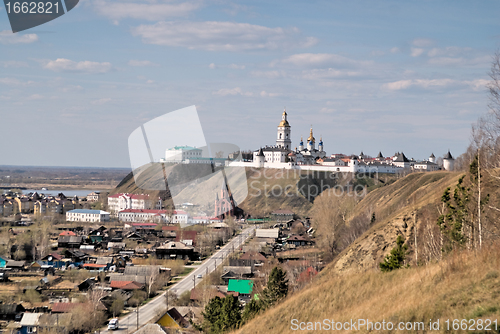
[278,110,290,127]
[307,127,315,143]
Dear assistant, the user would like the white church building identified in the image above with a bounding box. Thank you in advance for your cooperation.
[230,109,453,174]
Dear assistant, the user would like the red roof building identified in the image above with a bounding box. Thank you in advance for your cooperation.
[110,280,144,290]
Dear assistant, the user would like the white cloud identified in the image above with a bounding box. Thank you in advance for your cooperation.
[260,91,279,97]
[383,80,413,91]
[128,60,159,67]
[27,94,43,100]
[2,61,29,68]
[428,55,490,67]
[300,68,362,80]
[209,63,245,70]
[319,107,336,114]
[228,63,245,70]
[250,70,285,79]
[390,47,400,54]
[427,46,472,57]
[43,58,113,73]
[410,48,424,57]
[0,30,38,44]
[91,98,112,105]
[0,77,35,86]
[383,78,487,91]
[412,38,434,47]
[93,0,201,21]
[280,53,372,68]
[466,79,489,91]
[213,87,253,96]
[131,21,318,51]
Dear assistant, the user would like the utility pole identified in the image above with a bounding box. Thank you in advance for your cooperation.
[414,211,417,264]
[193,275,196,290]
[136,305,139,330]
[478,148,482,249]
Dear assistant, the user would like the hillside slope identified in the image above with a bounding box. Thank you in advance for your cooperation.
[237,244,500,334]
[236,171,500,334]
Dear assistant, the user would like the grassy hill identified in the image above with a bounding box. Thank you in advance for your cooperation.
[237,244,500,334]
[236,170,500,334]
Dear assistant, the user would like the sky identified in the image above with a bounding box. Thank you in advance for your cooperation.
[0,0,499,168]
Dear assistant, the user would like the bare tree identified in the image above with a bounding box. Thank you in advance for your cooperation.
[312,191,358,261]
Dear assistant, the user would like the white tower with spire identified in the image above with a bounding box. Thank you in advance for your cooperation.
[443,150,454,171]
[276,108,291,150]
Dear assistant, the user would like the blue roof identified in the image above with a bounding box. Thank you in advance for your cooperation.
[68,209,106,214]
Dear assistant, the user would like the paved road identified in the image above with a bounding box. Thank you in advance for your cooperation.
[101,225,255,333]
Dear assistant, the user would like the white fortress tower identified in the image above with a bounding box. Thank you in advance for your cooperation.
[443,151,454,171]
[276,109,291,150]
[429,153,436,163]
[254,148,265,167]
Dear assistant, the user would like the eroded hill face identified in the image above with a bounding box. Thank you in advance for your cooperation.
[112,166,352,217]
[331,172,461,274]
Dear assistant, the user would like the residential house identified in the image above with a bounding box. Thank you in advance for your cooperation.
[285,235,313,247]
[58,235,83,248]
[156,241,196,260]
[20,312,43,334]
[0,303,25,321]
[271,209,295,222]
[156,307,189,329]
[110,280,144,291]
[86,191,101,202]
[66,209,110,222]
[175,230,197,246]
[227,279,253,298]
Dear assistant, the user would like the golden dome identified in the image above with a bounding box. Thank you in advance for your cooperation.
[307,127,315,143]
[278,109,290,127]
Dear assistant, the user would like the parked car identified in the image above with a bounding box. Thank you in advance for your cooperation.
[108,318,119,330]
[196,274,203,279]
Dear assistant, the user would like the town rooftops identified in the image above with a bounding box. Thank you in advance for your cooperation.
[82,263,106,269]
[20,313,42,326]
[120,209,187,214]
[51,302,78,313]
[59,231,76,236]
[415,161,438,165]
[67,209,109,214]
[393,152,409,162]
[272,209,294,215]
[108,193,152,199]
[110,280,143,290]
[228,279,253,295]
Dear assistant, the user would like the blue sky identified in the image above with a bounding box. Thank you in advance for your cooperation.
[0,0,499,167]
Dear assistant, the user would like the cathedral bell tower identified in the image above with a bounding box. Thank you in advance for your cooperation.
[276,108,292,150]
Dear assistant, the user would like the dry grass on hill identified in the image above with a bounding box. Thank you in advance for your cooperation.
[236,244,500,334]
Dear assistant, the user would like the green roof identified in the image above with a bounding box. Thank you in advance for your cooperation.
[168,146,201,151]
[228,279,253,294]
